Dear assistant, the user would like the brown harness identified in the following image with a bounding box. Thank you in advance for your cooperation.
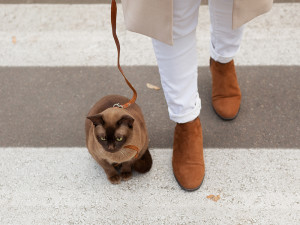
[110,0,139,159]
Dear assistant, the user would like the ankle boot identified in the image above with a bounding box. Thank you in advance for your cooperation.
[210,57,241,120]
[172,117,205,191]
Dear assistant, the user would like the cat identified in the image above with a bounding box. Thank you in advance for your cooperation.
[85,95,152,184]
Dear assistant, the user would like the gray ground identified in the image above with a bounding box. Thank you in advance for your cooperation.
[1,66,299,148]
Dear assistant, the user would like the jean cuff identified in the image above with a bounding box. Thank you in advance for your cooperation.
[210,41,234,63]
[169,95,201,123]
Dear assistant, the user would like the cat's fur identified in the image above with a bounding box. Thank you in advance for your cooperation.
[85,95,152,184]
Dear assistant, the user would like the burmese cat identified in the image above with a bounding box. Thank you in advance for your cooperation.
[85,95,152,184]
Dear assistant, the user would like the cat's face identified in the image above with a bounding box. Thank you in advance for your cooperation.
[87,108,134,153]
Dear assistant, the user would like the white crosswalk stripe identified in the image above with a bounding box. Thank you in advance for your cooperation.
[1,148,299,224]
[0,2,299,225]
[0,3,299,66]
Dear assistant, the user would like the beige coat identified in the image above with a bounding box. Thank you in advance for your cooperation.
[121,0,273,45]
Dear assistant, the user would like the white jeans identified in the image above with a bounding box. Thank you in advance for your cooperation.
[152,0,244,123]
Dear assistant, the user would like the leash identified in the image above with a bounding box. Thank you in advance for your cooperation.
[111,0,137,109]
[110,0,139,159]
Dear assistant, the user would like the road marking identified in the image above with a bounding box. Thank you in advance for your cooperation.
[0,3,299,66]
[1,147,299,224]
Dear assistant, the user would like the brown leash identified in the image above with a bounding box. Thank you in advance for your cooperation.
[111,0,137,109]
[111,0,140,159]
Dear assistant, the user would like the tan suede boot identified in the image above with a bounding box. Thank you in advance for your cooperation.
[210,57,241,120]
[172,117,205,191]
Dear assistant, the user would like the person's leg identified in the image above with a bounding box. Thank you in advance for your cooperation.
[209,0,244,120]
[152,0,201,124]
[152,0,205,191]
[152,31,200,123]
[209,0,244,63]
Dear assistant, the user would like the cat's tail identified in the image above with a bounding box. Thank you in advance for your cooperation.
[133,149,152,173]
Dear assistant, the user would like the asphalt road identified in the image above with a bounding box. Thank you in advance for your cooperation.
[0,66,299,148]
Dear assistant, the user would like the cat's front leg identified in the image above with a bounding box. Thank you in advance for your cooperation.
[100,160,121,184]
[90,153,121,184]
[106,169,121,184]
[120,161,133,181]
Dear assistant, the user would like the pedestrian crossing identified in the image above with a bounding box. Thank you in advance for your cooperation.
[1,147,299,224]
[0,1,299,225]
[0,3,299,66]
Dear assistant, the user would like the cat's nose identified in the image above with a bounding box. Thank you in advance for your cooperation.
[108,145,114,151]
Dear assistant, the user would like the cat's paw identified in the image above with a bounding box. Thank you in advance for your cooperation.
[108,174,121,184]
[121,171,132,181]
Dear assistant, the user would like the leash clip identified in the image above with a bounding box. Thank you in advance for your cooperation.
[113,103,123,108]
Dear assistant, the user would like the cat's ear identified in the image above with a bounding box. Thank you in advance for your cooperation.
[87,114,105,126]
[117,115,134,128]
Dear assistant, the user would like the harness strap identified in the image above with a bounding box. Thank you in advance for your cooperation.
[111,0,137,109]
[124,145,140,159]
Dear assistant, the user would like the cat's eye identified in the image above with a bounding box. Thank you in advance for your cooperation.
[100,136,107,141]
[116,137,123,142]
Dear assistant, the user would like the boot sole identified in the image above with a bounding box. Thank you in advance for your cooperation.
[212,104,240,121]
[173,173,205,192]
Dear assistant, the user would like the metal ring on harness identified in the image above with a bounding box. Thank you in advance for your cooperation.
[113,103,123,108]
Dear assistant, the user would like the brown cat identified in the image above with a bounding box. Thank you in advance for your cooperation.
[85,95,152,184]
